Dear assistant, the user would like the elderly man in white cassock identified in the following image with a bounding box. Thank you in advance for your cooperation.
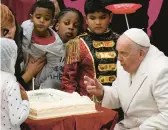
[84,28,168,130]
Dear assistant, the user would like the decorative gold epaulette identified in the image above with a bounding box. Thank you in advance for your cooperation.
[65,37,80,64]
[65,33,88,64]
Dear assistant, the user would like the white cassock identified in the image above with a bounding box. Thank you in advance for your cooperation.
[102,45,168,130]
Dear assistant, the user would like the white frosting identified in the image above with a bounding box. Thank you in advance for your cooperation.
[27,89,97,119]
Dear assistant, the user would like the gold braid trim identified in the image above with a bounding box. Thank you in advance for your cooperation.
[65,37,80,64]
[65,33,88,64]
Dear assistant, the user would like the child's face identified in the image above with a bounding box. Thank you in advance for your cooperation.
[86,12,112,34]
[31,7,53,35]
[56,12,80,43]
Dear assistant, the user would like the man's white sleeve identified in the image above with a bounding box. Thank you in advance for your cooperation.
[102,79,121,109]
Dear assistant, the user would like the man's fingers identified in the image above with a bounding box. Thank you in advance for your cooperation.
[86,85,95,90]
[86,85,96,94]
[84,75,90,82]
[84,80,89,86]
[84,76,95,85]
[94,78,102,89]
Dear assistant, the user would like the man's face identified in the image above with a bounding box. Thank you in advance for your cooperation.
[85,12,112,34]
[116,35,141,73]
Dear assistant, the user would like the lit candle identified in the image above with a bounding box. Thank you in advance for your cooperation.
[32,77,35,91]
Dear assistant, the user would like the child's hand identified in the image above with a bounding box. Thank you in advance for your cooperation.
[22,55,46,82]
[20,86,29,101]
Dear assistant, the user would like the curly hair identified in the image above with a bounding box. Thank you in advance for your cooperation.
[53,7,84,35]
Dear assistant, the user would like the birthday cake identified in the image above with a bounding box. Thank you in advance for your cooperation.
[27,89,97,119]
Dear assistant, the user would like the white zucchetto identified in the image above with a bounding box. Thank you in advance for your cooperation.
[124,28,151,47]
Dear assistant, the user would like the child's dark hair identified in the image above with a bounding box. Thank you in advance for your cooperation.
[30,0,55,18]
[57,0,66,10]
[84,0,111,15]
[53,7,84,35]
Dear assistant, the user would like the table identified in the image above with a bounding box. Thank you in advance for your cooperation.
[23,105,118,130]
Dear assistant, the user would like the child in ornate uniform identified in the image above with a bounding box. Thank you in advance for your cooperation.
[61,0,119,97]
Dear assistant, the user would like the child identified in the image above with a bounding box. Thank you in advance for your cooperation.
[61,0,119,97]
[21,0,64,89]
[53,7,84,43]
[21,1,84,89]
[41,7,84,89]
[0,4,46,91]
[1,38,30,130]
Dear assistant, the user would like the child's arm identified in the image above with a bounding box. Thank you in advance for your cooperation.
[5,79,30,126]
[61,62,79,92]
[61,38,81,92]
